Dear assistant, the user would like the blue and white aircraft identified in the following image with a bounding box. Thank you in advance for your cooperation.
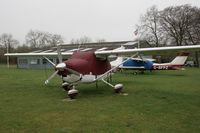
[111,47,189,71]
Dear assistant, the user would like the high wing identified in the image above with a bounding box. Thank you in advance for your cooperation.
[4,44,200,57]
[95,45,200,55]
[4,52,73,57]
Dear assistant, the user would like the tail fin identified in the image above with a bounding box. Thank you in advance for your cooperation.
[170,52,189,65]
[110,46,125,67]
[110,57,123,67]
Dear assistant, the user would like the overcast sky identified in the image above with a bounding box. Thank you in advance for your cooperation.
[0,0,199,44]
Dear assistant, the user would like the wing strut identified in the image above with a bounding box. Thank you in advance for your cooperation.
[94,53,138,81]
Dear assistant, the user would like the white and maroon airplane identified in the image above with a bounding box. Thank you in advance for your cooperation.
[5,44,200,99]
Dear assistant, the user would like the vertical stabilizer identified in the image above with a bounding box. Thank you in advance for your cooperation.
[170,52,189,65]
[110,57,123,67]
[110,46,125,67]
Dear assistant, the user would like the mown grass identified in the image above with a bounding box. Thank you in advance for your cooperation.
[0,65,200,133]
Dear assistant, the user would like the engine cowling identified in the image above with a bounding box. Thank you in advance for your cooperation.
[114,84,123,93]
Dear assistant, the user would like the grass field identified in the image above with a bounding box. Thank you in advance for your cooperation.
[0,65,200,133]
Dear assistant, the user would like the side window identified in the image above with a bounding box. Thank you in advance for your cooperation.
[30,59,40,65]
[37,59,40,64]
[42,59,47,64]
[18,59,28,65]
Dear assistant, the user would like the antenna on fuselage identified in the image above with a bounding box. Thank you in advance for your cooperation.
[57,43,63,63]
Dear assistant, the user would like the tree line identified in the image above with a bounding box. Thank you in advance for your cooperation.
[0,30,63,63]
[137,4,200,67]
[0,30,101,63]
[138,4,200,47]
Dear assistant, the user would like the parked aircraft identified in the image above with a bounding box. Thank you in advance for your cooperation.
[5,44,200,99]
[111,52,189,71]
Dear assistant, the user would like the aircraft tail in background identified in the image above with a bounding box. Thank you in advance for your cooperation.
[170,52,189,65]
[110,56,123,68]
[152,52,189,70]
[111,52,189,71]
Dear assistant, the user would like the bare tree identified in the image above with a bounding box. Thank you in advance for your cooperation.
[159,5,196,46]
[159,5,200,67]
[184,6,200,67]
[25,30,41,48]
[184,6,200,45]
[49,34,64,46]
[139,6,163,47]
[136,4,200,67]
[0,33,19,52]
[25,30,63,48]
[0,33,19,64]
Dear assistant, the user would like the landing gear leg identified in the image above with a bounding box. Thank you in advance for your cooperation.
[62,82,72,91]
[101,79,123,94]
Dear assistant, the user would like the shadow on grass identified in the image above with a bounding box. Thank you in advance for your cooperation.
[79,84,113,95]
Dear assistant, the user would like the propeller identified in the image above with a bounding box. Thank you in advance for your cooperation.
[44,61,66,84]
[44,43,65,84]
[44,44,81,85]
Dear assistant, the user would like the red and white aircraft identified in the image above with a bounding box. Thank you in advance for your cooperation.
[5,44,200,99]
[152,52,189,70]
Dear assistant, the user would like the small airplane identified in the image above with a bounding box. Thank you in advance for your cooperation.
[5,44,200,99]
[111,52,189,71]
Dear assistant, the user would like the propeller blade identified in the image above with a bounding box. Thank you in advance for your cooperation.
[43,56,56,67]
[45,70,59,85]
[57,44,63,63]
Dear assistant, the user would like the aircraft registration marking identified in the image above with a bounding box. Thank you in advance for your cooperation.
[153,65,169,70]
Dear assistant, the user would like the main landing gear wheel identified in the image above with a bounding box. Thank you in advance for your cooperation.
[114,84,123,93]
[68,88,79,99]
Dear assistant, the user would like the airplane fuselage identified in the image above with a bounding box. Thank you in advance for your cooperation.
[58,51,111,84]
[121,60,184,70]
[62,73,109,84]
[119,52,189,71]
[152,63,183,70]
